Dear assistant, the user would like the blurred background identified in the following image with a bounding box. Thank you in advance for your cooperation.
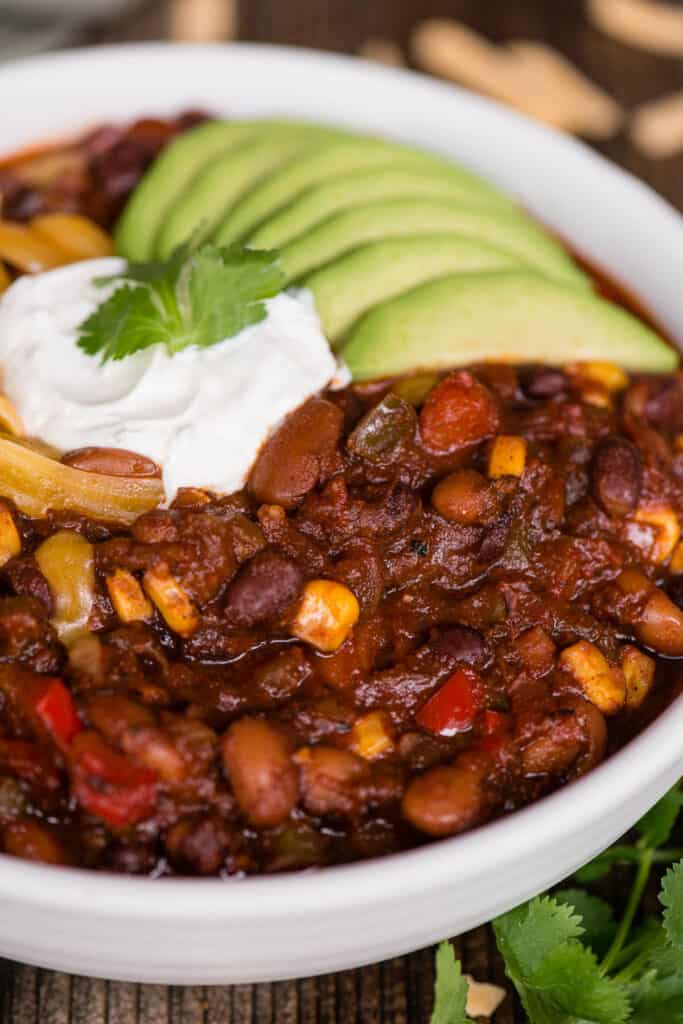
[1,0,682,212]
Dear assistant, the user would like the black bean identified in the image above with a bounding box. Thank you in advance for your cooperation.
[591,436,642,518]
[520,367,567,400]
[223,551,303,627]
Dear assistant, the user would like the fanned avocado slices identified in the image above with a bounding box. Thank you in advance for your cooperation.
[155,124,341,258]
[305,234,523,346]
[213,136,511,245]
[341,270,678,380]
[280,199,589,287]
[249,165,511,250]
[115,120,265,260]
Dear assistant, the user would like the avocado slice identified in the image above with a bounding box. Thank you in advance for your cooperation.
[249,165,513,250]
[213,136,510,245]
[341,270,677,380]
[306,234,522,345]
[155,124,340,258]
[279,199,589,287]
[114,120,266,261]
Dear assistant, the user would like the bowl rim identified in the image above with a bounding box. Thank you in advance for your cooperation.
[0,40,681,922]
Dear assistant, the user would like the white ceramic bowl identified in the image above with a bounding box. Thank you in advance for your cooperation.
[1,43,682,985]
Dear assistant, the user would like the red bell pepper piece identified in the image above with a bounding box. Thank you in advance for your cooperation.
[416,667,484,736]
[34,679,82,747]
[70,732,157,828]
[477,710,510,758]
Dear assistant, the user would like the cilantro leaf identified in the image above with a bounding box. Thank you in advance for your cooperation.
[532,943,630,1023]
[494,897,629,1024]
[637,788,683,849]
[554,890,617,958]
[629,942,683,1023]
[493,896,583,978]
[431,942,472,1024]
[660,860,683,948]
[77,243,285,363]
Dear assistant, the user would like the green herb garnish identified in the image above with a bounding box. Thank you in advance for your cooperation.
[430,782,683,1023]
[77,242,285,363]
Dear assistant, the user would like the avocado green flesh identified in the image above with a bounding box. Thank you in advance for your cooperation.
[213,137,510,246]
[306,234,522,345]
[280,199,589,287]
[114,120,264,260]
[249,165,513,250]
[342,270,678,381]
[155,126,339,258]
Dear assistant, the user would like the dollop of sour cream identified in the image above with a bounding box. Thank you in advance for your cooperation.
[0,258,342,498]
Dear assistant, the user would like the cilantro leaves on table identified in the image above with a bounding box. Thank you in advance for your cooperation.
[77,242,285,363]
[431,943,472,1024]
[430,782,683,1024]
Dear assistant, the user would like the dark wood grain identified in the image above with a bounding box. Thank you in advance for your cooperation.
[2,2,682,1021]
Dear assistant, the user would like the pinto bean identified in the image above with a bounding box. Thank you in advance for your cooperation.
[432,469,499,524]
[590,436,642,517]
[3,818,70,865]
[296,746,368,818]
[402,756,486,837]
[222,717,297,827]
[62,447,161,478]
[639,588,683,656]
[249,398,343,508]
[223,551,303,626]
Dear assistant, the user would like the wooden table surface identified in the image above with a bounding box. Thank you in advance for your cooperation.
[1,2,681,1021]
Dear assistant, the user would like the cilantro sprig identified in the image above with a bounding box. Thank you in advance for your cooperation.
[77,242,285,363]
[430,782,683,1023]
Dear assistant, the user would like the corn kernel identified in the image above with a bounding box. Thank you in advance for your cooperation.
[350,711,394,759]
[568,360,629,393]
[559,640,626,715]
[581,386,612,409]
[488,435,527,479]
[634,505,680,564]
[0,502,21,567]
[291,579,360,652]
[621,645,656,710]
[31,213,114,262]
[0,219,70,273]
[143,563,200,637]
[0,395,24,437]
[0,261,10,295]
[671,541,683,575]
[106,568,153,624]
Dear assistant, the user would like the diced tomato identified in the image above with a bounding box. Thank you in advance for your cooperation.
[419,372,499,454]
[416,667,484,736]
[70,732,157,828]
[34,679,82,746]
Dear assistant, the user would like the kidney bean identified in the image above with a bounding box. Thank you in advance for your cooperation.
[222,718,297,827]
[432,469,500,524]
[590,436,642,517]
[62,447,161,478]
[249,398,343,508]
[251,647,311,705]
[296,746,368,818]
[402,756,486,837]
[223,551,303,626]
[419,372,499,454]
[85,694,155,746]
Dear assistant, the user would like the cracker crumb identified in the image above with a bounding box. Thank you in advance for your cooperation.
[358,38,405,67]
[169,0,236,43]
[587,0,683,57]
[465,974,507,1018]
[631,90,683,158]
